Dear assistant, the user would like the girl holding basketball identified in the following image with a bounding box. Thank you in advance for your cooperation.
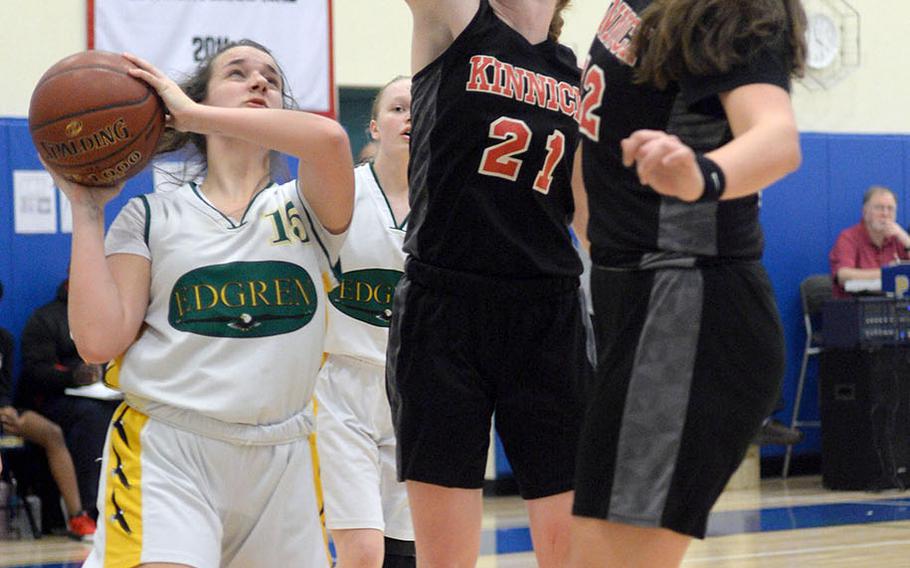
[50,40,352,567]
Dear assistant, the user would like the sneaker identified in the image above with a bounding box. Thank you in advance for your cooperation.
[754,419,805,446]
[68,511,96,542]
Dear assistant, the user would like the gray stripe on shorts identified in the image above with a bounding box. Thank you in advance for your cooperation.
[608,269,702,526]
[657,199,718,257]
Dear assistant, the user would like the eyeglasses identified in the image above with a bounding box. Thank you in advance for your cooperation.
[869,204,896,213]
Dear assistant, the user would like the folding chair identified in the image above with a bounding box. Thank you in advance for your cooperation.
[782,274,833,478]
[0,436,42,539]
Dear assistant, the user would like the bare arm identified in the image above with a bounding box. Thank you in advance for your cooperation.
[884,221,910,249]
[711,83,800,199]
[295,119,355,234]
[51,179,150,363]
[171,107,353,232]
[836,267,882,286]
[405,0,479,74]
[621,83,800,202]
[125,53,354,233]
[571,144,590,252]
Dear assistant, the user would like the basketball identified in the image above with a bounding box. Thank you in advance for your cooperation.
[28,50,165,187]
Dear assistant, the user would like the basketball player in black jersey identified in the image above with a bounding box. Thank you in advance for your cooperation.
[569,2,807,567]
[386,1,590,566]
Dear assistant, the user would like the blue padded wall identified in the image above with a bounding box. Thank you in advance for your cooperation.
[761,133,910,459]
[760,134,830,458]
[3,115,910,466]
[0,121,12,341]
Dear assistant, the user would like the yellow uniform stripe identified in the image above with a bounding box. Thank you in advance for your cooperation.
[321,272,333,293]
[317,272,333,562]
[103,356,123,389]
[309,396,332,565]
[103,403,149,567]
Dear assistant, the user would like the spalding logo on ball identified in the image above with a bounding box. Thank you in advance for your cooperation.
[28,50,166,187]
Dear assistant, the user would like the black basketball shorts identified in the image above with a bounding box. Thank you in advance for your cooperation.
[573,262,784,538]
[386,260,590,500]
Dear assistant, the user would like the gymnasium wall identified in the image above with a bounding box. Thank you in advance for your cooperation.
[1,1,909,465]
[2,0,909,133]
[760,133,910,460]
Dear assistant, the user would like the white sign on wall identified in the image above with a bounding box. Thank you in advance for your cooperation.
[13,170,57,234]
[59,188,73,233]
[91,0,334,115]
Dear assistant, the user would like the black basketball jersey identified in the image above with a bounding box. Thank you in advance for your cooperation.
[580,0,792,269]
[405,0,582,278]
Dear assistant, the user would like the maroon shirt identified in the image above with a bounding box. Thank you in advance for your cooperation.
[829,222,910,297]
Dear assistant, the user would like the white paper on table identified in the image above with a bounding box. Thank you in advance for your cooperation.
[13,170,56,234]
[64,382,123,401]
[844,278,881,293]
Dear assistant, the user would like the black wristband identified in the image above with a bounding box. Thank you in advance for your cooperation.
[695,154,726,202]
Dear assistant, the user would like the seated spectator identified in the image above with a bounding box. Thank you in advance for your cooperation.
[20,278,123,535]
[0,279,97,540]
[830,186,910,297]
[0,283,12,478]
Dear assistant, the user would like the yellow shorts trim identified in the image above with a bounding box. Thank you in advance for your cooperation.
[103,403,149,567]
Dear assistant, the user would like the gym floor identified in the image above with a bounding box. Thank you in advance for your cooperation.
[3,476,910,567]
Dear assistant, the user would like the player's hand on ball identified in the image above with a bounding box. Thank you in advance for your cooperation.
[123,52,198,133]
[621,130,703,202]
[40,156,122,210]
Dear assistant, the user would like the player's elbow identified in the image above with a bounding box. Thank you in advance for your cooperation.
[76,348,114,366]
[322,121,353,161]
[782,135,802,174]
[75,346,115,366]
[774,122,801,175]
[72,333,125,365]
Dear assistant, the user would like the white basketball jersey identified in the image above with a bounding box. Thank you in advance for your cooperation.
[323,163,407,366]
[104,180,344,425]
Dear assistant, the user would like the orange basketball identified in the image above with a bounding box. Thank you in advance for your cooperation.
[28,50,165,187]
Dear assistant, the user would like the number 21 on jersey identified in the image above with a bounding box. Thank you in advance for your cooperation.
[477,116,566,195]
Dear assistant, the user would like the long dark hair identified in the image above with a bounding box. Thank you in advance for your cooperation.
[632,0,807,89]
[154,39,297,184]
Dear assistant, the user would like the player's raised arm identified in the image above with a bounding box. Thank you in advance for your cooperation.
[405,0,479,74]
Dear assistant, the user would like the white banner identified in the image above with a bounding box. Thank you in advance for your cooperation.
[91,0,334,115]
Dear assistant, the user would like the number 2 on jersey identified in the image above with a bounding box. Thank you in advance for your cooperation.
[477,117,566,195]
[579,63,605,142]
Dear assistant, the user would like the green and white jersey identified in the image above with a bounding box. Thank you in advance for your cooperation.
[104,180,345,426]
[324,163,407,366]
